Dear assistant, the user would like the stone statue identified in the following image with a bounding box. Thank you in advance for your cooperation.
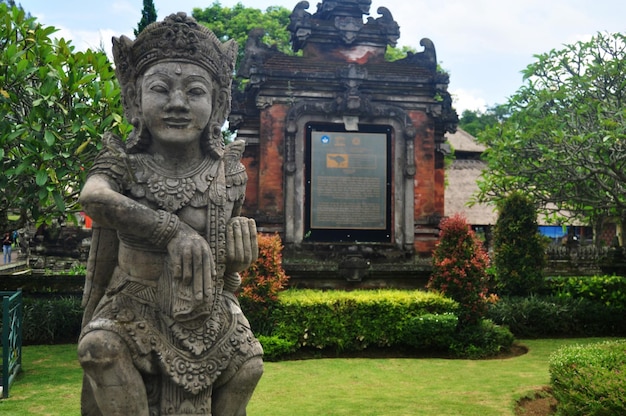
[77,13,263,416]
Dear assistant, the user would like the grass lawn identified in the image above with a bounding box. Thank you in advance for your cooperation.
[0,338,619,415]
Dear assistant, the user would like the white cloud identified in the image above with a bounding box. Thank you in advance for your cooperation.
[451,88,487,114]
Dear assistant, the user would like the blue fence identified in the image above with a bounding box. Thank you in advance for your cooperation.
[1,290,23,399]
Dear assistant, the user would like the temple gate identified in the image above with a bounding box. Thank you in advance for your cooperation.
[230,0,458,288]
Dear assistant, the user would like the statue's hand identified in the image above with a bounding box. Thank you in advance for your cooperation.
[166,222,216,301]
[226,217,258,274]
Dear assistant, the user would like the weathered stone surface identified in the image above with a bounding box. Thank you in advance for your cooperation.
[77,13,262,415]
[231,0,457,286]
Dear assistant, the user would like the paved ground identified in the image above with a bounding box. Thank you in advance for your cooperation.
[0,248,28,273]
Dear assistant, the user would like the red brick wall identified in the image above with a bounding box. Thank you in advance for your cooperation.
[408,110,443,254]
[242,146,259,214]
[242,105,288,222]
[243,105,444,256]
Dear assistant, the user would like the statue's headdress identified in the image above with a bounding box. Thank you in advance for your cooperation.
[112,12,238,157]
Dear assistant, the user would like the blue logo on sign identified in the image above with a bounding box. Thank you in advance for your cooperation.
[321,135,330,144]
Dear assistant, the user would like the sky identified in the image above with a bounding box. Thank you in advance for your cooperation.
[20,0,626,114]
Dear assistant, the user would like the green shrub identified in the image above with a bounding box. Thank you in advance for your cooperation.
[487,295,626,338]
[547,275,626,310]
[238,233,289,335]
[272,289,458,353]
[22,296,83,344]
[257,335,298,361]
[449,319,515,359]
[428,213,490,324]
[400,313,458,350]
[493,192,546,296]
[549,340,626,415]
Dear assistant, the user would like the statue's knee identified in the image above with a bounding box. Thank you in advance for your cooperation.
[242,356,264,383]
[78,331,127,370]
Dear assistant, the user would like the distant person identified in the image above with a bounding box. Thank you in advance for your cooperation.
[2,232,12,264]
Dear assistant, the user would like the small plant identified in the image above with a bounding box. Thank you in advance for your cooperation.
[257,335,298,361]
[401,313,458,350]
[238,233,289,335]
[493,192,546,296]
[428,213,490,324]
[449,319,515,359]
[549,340,626,415]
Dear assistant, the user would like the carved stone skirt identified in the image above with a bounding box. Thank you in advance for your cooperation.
[80,267,263,414]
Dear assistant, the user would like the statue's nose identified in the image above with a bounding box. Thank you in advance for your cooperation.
[165,89,189,111]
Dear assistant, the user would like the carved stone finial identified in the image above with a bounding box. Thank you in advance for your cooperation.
[288,0,399,53]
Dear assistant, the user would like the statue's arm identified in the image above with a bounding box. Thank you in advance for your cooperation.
[224,140,258,275]
[80,174,215,300]
[80,175,179,244]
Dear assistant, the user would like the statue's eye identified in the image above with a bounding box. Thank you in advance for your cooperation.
[188,87,207,96]
[150,84,168,94]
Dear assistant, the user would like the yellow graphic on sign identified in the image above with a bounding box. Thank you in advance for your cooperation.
[326,153,349,168]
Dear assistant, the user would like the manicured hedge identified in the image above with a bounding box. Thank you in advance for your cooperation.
[545,275,626,310]
[549,340,626,415]
[21,296,83,344]
[488,295,626,338]
[271,289,459,352]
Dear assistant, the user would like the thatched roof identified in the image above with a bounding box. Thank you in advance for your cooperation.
[445,159,498,225]
[444,129,584,227]
[446,128,486,153]
[444,129,497,225]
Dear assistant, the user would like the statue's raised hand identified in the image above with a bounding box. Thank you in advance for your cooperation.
[167,222,216,301]
[226,217,258,274]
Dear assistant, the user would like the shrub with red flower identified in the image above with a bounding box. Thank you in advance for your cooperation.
[238,233,289,334]
[427,214,490,325]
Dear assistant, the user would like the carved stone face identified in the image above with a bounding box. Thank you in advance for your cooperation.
[140,62,213,149]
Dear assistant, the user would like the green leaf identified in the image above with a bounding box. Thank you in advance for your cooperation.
[36,170,48,186]
[52,191,65,211]
[38,188,48,201]
[44,130,56,146]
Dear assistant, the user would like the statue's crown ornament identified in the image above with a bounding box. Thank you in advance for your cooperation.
[112,12,237,89]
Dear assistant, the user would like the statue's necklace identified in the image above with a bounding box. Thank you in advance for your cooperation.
[139,155,217,212]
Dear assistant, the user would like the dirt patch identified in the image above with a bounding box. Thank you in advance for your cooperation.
[515,387,557,416]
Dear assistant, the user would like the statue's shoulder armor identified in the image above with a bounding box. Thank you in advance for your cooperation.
[223,140,248,202]
[88,132,129,190]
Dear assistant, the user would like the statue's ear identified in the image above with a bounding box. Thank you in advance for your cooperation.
[112,36,135,86]
[112,36,140,123]
[223,39,238,71]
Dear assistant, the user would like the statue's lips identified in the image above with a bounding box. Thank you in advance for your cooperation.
[163,117,191,127]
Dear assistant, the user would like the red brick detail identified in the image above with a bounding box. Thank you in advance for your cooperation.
[414,238,437,254]
[242,148,259,216]
[257,105,287,217]
[407,111,443,221]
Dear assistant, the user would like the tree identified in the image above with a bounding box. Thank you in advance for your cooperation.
[134,0,157,36]
[0,0,27,15]
[492,192,546,296]
[458,104,509,137]
[428,213,490,324]
[0,4,128,229]
[192,2,293,67]
[475,32,626,239]
[192,2,417,70]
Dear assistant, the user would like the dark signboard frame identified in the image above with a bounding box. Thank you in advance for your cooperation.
[304,122,392,242]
